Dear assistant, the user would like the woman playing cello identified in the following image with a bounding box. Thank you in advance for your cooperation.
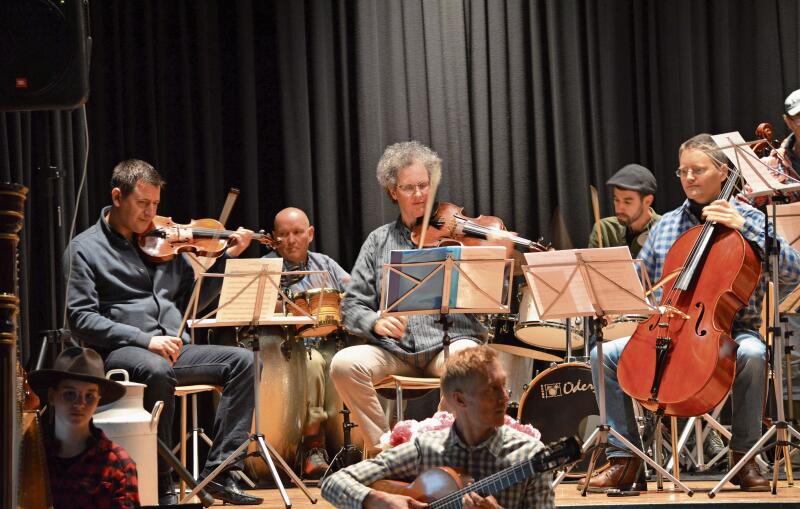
[579,134,800,493]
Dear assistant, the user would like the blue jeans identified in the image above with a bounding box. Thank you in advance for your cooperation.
[590,330,766,458]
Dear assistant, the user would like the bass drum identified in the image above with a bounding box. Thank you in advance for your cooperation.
[243,327,308,480]
[517,362,607,477]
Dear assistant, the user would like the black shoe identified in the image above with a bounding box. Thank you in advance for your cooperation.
[158,474,177,505]
[201,473,263,505]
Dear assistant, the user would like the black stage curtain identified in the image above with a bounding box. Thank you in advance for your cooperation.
[2,0,800,362]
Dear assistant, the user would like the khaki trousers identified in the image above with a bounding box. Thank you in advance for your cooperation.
[329,339,478,448]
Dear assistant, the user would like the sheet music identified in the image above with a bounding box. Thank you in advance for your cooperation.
[523,247,650,319]
[455,246,507,308]
[216,257,283,322]
[773,201,800,250]
[712,131,800,199]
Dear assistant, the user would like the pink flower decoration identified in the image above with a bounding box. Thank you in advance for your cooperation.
[380,411,539,449]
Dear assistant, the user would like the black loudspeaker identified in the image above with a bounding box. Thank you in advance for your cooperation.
[0,0,91,111]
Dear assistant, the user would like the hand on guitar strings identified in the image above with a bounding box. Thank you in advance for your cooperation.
[363,490,428,508]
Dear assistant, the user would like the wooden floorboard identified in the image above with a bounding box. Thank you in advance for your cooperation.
[211,480,800,508]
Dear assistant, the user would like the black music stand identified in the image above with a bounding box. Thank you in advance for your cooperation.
[522,247,694,496]
[180,263,330,508]
[708,133,800,497]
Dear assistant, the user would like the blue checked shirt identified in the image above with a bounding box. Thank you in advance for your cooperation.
[342,219,486,369]
[320,426,554,509]
[638,199,800,334]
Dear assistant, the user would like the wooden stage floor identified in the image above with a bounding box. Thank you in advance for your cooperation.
[206,480,800,508]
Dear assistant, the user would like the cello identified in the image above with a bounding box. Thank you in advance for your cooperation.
[617,160,762,417]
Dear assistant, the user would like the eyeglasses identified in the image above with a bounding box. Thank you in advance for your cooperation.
[58,388,100,406]
[396,181,431,195]
[675,167,711,178]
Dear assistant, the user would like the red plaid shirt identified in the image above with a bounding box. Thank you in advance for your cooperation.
[45,421,140,509]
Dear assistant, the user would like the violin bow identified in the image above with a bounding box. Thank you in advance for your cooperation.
[590,185,603,248]
[416,169,442,249]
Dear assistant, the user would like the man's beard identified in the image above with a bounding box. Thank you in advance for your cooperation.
[617,207,644,227]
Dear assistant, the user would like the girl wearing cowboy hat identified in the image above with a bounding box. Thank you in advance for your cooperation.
[29,347,140,509]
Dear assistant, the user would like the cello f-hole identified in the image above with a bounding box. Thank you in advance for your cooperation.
[693,302,707,336]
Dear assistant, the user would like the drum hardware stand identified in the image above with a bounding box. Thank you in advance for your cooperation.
[321,404,363,481]
[709,196,800,497]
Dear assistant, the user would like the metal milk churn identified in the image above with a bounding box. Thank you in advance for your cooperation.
[94,369,163,506]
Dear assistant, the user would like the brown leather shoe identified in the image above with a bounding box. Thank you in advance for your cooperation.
[730,452,770,492]
[577,457,644,493]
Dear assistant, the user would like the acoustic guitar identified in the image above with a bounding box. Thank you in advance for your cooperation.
[371,436,581,507]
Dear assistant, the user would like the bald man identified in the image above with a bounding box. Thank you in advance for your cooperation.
[264,207,351,478]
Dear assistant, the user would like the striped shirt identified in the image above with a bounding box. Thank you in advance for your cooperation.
[638,199,800,333]
[263,250,350,292]
[342,219,486,368]
[320,425,554,509]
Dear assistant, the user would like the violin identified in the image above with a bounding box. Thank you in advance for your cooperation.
[137,215,281,263]
[617,162,761,417]
[410,202,550,258]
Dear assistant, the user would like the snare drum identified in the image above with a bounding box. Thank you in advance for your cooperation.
[602,314,648,340]
[291,287,343,337]
[515,285,584,350]
[489,316,562,362]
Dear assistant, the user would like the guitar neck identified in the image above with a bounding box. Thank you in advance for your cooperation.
[429,460,535,509]
[429,436,579,508]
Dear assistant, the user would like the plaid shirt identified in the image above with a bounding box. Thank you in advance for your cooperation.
[638,199,800,333]
[342,219,486,368]
[45,421,140,509]
[320,426,554,509]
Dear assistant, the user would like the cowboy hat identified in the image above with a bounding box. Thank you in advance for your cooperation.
[28,347,126,404]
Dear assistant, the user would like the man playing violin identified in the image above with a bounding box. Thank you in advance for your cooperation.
[588,163,660,257]
[580,134,800,492]
[263,206,351,478]
[63,159,263,505]
[331,141,487,455]
[322,345,554,509]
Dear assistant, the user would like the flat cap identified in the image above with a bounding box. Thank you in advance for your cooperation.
[606,164,657,195]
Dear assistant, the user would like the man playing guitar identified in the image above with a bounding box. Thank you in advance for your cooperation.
[321,345,554,509]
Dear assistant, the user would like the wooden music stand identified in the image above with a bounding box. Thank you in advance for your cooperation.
[179,264,332,508]
[378,246,512,360]
[522,247,694,496]
[708,132,800,496]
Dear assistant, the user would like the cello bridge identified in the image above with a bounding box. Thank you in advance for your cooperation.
[658,305,690,320]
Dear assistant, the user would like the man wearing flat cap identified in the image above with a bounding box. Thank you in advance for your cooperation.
[29,347,139,509]
[588,163,661,257]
